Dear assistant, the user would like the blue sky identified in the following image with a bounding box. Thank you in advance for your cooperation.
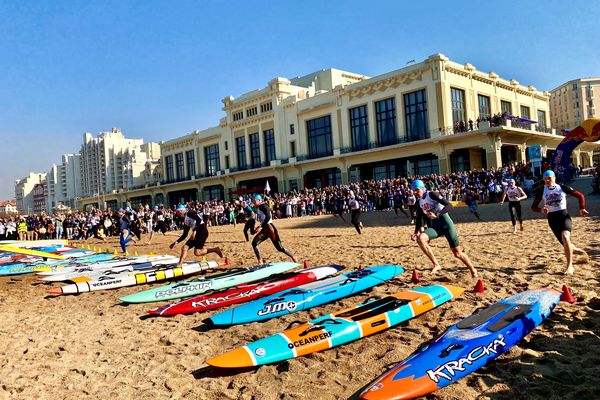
[1,0,598,199]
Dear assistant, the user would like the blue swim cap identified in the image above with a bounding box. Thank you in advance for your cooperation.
[509,178,516,184]
[117,207,124,212]
[543,170,555,178]
[411,180,426,190]
[176,204,187,211]
[253,194,263,201]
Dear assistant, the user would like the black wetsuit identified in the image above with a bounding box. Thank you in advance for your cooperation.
[176,210,208,249]
[251,203,295,262]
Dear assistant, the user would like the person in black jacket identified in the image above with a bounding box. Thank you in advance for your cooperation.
[251,195,297,265]
[169,204,223,267]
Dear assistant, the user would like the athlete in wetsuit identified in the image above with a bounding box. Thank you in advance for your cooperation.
[410,179,478,278]
[531,170,589,275]
[146,206,168,244]
[169,204,223,267]
[118,208,137,253]
[500,178,527,233]
[251,194,297,265]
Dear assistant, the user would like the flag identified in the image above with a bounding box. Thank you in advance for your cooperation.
[264,179,271,194]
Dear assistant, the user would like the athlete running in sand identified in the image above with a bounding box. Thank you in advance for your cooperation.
[348,191,363,234]
[410,179,478,278]
[500,178,527,233]
[251,194,297,265]
[169,204,223,267]
[531,170,589,275]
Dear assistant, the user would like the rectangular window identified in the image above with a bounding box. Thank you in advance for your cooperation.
[235,136,247,170]
[175,153,184,179]
[375,98,397,146]
[263,129,276,164]
[404,90,429,141]
[246,106,258,117]
[520,105,531,119]
[451,88,466,124]
[260,102,273,113]
[249,133,261,168]
[349,105,369,151]
[233,111,243,121]
[537,110,547,128]
[224,141,228,151]
[186,150,196,178]
[290,124,295,135]
[165,155,174,181]
[225,155,230,170]
[204,144,220,177]
[290,141,296,158]
[306,115,333,159]
[478,94,491,119]
[501,100,512,115]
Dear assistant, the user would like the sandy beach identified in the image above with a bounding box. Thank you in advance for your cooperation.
[1,181,599,400]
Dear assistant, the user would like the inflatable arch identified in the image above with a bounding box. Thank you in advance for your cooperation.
[550,118,600,179]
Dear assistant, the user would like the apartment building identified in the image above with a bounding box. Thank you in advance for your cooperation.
[15,172,46,214]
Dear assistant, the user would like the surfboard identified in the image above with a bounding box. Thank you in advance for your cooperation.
[0,245,66,260]
[147,265,345,316]
[203,265,404,326]
[119,262,299,304]
[47,261,218,295]
[359,288,562,400]
[207,285,464,368]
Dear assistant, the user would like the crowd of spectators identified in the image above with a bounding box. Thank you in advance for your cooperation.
[2,161,594,242]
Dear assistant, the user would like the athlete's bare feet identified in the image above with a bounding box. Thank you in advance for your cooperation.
[431,265,442,275]
[519,223,524,231]
[564,265,574,275]
[470,267,479,278]
[512,227,518,234]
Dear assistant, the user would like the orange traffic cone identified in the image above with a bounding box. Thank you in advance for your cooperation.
[224,257,231,266]
[303,260,310,269]
[411,269,420,284]
[473,279,485,293]
[560,285,576,303]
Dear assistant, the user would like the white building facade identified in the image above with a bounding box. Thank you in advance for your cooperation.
[46,153,82,212]
[79,128,161,206]
[80,54,600,209]
[15,172,46,214]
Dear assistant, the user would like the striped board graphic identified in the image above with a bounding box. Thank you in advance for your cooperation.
[47,261,218,295]
[207,285,463,368]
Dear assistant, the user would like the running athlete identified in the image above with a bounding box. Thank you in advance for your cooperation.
[348,191,363,234]
[169,204,223,267]
[531,170,589,275]
[118,208,137,253]
[410,179,478,278]
[251,194,297,265]
[462,187,481,221]
[500,178,528,233]
[146,206,168,244]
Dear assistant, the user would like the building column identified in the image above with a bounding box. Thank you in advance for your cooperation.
[486,135,502,169]
[367,101,377,145]
[517,144,527,163]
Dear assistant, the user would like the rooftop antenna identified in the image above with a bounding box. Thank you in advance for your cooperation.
[406,59,415,65]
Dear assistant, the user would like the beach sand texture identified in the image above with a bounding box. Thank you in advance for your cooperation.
[1,183,599,399]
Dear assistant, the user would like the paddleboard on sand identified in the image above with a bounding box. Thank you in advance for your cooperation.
[119,261,299,304]
[203,265,404,326]
[47,261,218,295]
[207,284,464,368]
[359,288,562,400]
[147,265,345,316]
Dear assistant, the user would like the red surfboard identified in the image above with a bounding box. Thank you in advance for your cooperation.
[147,265,344,317]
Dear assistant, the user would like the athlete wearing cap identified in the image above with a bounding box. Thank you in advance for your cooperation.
[410,179,478,278]
[251,194,297,264]
[348,191,363,234]
[532,169,589,274]
[169,204,223,267]
[500,178,528,233]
